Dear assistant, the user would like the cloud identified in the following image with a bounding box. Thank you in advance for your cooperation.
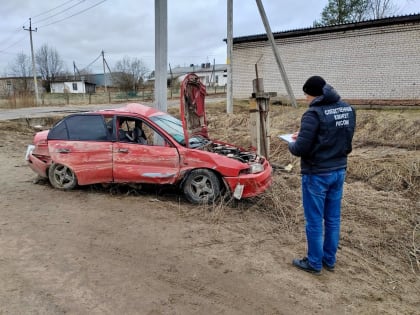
[0,0,417,76]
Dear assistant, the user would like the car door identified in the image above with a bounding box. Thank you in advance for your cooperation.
[112,117,180,184]
[47,114,113,185]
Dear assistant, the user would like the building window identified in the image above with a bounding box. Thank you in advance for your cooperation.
[6,80,12,93]
[215,75,219,83]
[72,83,78,91]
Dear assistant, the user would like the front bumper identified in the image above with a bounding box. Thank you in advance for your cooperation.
[224,162,273,199]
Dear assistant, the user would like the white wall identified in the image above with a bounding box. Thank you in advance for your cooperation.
[51,81,86,94]
[232,22,420,100]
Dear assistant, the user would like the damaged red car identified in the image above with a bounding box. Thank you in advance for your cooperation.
[26,74,272,203]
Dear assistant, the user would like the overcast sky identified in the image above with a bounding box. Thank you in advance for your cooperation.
[0,0,418,76]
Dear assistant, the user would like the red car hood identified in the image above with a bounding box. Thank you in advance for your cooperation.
[180,73,208,148]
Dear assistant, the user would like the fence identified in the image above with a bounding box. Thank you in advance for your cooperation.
[0,85,227,109]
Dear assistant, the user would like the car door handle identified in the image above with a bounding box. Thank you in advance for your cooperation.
[118,148,129,153]
[57,148,70,153]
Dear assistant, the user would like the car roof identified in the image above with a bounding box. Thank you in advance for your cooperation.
[94,103,167,118]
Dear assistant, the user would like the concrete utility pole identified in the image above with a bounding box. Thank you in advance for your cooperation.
[23,18,40,105]
[255,0,297,107]
[226,0,233,113]
[154,0,168,112]
[102,50,107,93]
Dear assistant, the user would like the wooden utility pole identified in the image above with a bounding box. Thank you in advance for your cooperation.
[250,65,270,159]
[23,18,40,105]
[255,0,297,107]
[102,50,107,92]
[169,63,173,98]
[73,61,81,79]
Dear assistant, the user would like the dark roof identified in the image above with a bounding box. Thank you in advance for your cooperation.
[0,76,38,80]
[232,13,420,44]
[170,64,227,76]
[52,79,96,85]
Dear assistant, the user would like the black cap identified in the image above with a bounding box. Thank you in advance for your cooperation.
[303,76,326,96]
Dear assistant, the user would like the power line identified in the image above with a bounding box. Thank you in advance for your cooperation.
[32,0,79,19]
[33,0,87,24]
[0,34,27,54]
[37,0,108,28]
[81,52,102,70]
[0,23,27,47]
[0,0,94,54]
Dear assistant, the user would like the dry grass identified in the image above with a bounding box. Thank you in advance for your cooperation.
[4,101,419,278]
[0,93,36,109]
[204,103,420,277]
[1,101,418,313]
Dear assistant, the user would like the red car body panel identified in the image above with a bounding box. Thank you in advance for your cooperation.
[223,158,272,198]
[48,140,113,185]
[112,142,180,184]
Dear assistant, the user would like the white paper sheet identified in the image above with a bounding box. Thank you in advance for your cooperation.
[278,134,295,143]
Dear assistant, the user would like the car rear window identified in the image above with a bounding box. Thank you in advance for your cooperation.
[48,115,109,141]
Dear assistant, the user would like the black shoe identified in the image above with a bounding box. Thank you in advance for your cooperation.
[292,257,321,275]
[322,260,335,272]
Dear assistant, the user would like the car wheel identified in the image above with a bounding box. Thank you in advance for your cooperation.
[48,163,78,190]
[183,169,220,204]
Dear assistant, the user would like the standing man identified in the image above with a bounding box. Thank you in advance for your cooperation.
[288,76,356,275]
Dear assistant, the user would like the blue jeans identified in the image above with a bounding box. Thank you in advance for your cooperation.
[302,169,346,270]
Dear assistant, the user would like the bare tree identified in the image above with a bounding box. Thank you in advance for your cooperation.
[35,44,64,92]
[7,52,33,94]
[113,56,149,92]
[367,0,398,19]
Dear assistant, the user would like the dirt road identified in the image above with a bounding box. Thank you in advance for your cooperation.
[0,124,302,315]
[0,105,418,314]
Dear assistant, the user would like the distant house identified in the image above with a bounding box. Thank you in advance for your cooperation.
[88,65,228,90]
[50,79,96,94]
[88,72,120,88]
[0,76,41,97]
[170,63,227,87]
[148,63,228,87]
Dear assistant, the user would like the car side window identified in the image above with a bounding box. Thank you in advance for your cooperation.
[48,115,109,141]
[142,123,167,146]
[48,119,68,140]
[117,117,168,147]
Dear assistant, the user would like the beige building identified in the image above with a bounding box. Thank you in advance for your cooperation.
[232,14,420,102]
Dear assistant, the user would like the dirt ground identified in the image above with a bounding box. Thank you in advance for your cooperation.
[0,103,418,314]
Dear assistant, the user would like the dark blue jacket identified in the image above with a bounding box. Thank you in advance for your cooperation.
[288,84,356,174]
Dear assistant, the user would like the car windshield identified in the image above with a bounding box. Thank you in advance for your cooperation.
[150,114,185,144]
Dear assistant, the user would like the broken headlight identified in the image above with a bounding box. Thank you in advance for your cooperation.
[248,163,264,174]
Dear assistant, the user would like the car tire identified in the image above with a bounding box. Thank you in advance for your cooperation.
[183,169,220,204]
[48,163,78,190]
